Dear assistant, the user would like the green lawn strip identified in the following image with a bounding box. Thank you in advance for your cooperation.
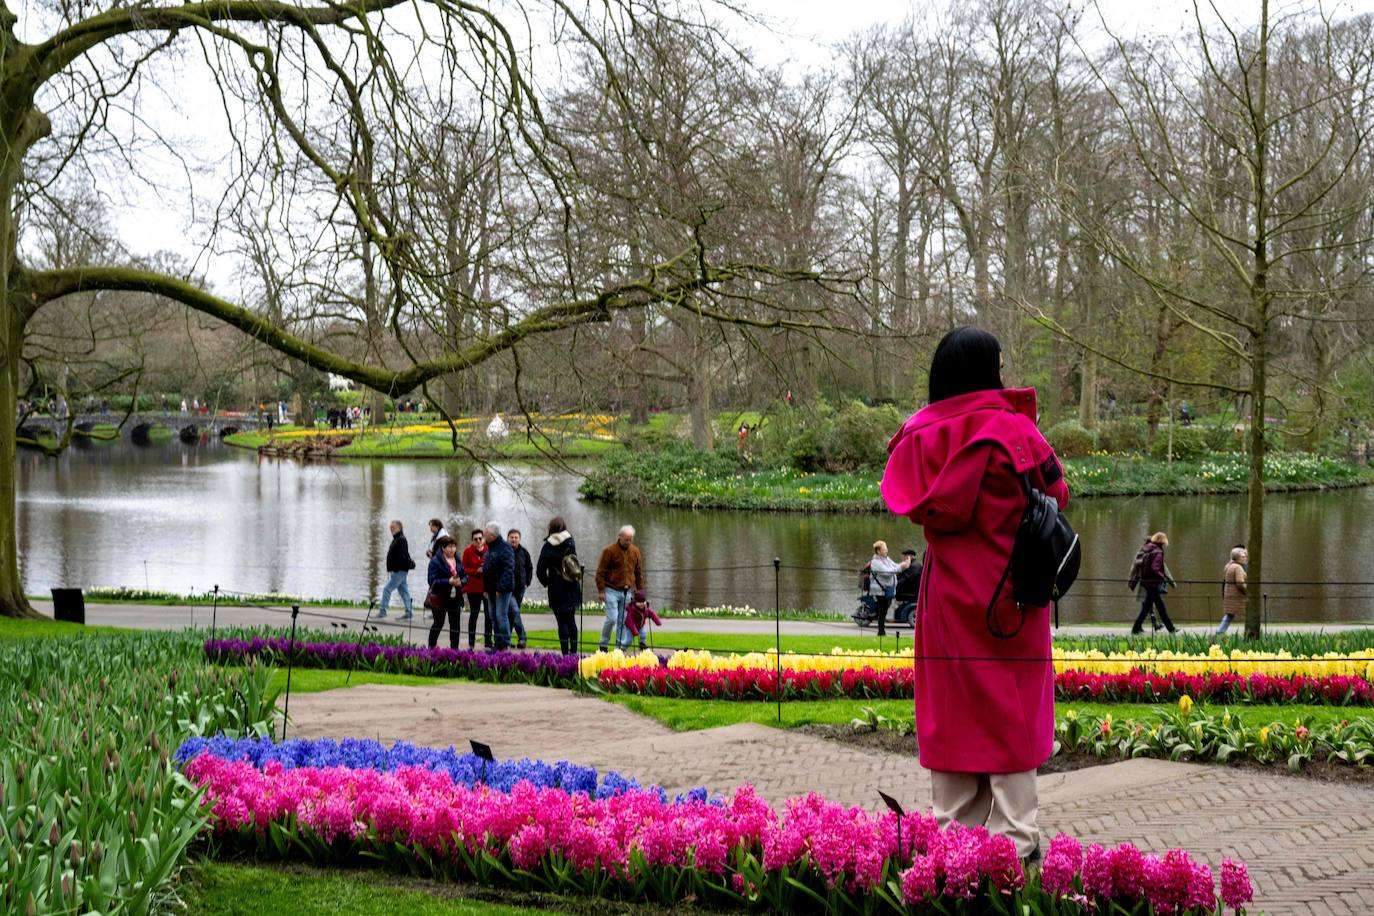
[182,860,567,916]
[600,694,1368,734]
[0,616,128,639]
[266,667,464,695]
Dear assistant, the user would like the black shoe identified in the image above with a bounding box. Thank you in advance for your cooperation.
[1130,629,1143,636]
[1023,842,1042,869]
[517,642,527,650]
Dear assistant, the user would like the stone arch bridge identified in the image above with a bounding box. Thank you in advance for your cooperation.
[16,413,279,444]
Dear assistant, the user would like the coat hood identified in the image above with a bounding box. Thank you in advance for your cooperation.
[546,531,572,547]
[879,388,1049,532]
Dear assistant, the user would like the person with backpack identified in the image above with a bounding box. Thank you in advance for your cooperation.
[536,516,583,654]
[378,519,416,620]
[1129,532,1178,634]
[879,326,1070,866]
[1217,545,1247,635]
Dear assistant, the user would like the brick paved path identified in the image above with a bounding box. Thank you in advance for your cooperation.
[288,682,1374,915]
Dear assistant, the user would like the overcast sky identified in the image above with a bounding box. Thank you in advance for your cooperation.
[31,0,1374,293]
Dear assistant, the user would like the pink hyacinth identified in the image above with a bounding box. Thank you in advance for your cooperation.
[184,746,1252,913]
[900,853,938,903]
[980,833,1025,893]
[1040,850,1078,897]
[1221,858,1255,911]
[1109,842,1148,898]
[1081,843,1113,899]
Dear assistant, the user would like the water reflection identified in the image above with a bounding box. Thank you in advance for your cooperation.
[15,439,1374,624]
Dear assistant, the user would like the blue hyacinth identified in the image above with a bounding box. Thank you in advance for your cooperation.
[175,734,709,803]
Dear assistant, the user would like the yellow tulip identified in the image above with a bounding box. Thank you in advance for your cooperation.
[1259,726,1270,746]
[1178,695,1193,716]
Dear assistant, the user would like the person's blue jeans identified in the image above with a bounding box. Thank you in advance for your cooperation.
[488,592,513,649]
[1217,613,1233,635]
[600,588,631,651]
[509,593,527,646]
[379,570,412,618]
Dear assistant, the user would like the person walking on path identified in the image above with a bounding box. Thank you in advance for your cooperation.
[1129,533,1178,634]
[378,520,415,619]
[482,523,516,651]
[879,326,1069,864]
[425,518,448,559]
[507,529,533,649]
[426,536,465,649]
[537,517,583,654]
[867,540,906,637]
[1217,545,1248,635]
[596,525,644,652]
[462,529,489,649]
[623,590,663,651]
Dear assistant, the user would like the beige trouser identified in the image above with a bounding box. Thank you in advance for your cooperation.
[929,769,1039,857]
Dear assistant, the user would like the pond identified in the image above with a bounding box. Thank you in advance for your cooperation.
[15,438,1374,625]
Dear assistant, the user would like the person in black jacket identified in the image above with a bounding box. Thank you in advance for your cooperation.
[536,516,582,654]
[427,536,465,648]
[507,529,534,650]
[378,520,416,619]
[482,523,516,650]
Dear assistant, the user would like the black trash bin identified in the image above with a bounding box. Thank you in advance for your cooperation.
[50,588,85,624]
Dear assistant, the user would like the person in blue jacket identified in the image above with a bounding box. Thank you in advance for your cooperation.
[426,536,465,649]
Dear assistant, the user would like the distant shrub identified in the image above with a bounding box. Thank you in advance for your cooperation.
[1045,421,1096,458]
[1149,424,1209,461]
[1098,418,1148,453]
[829,401,903,471]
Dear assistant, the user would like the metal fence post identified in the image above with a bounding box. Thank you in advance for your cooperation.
[280,604,300,741]
[774,557,781,724]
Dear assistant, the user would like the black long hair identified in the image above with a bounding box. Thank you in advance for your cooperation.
[927,327,1004,404]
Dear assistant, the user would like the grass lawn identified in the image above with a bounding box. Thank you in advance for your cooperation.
[183,860,568,915]
[265,668,464,695]
[601,694,1368,733]
[252,662,1371,734]
[0,616,127,639]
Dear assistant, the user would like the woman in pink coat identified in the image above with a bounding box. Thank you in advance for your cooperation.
[879,327,1069,863]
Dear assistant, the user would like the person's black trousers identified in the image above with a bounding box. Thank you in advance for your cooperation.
[552,608,578,654]
[428,602,462,649]
[1131,586,1176,634]
[466,592,490,649]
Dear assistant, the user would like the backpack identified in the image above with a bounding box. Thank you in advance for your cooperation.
[1127,548,1147,592]
[987,472,1081,637]
[858,562,872,595]
[559,549,584,583]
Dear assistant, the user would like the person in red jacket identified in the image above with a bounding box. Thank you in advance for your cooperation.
[880,326,1069,865]
[461,528,489,649]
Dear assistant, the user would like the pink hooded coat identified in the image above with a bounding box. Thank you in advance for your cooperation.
[880,388,1069,774]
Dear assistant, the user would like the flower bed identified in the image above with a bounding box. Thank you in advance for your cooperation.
[174,735,700,801]
[183,740,1253,914]
[592,663,1374,706]
[851,699,1374,771]
[582,645,1374,680]
[205,637,577,684]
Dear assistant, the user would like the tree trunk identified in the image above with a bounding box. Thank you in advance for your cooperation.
[0,95,44,618]
[0,315,36,618]
[688,362,713,450]
[1245,326,1266,639]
